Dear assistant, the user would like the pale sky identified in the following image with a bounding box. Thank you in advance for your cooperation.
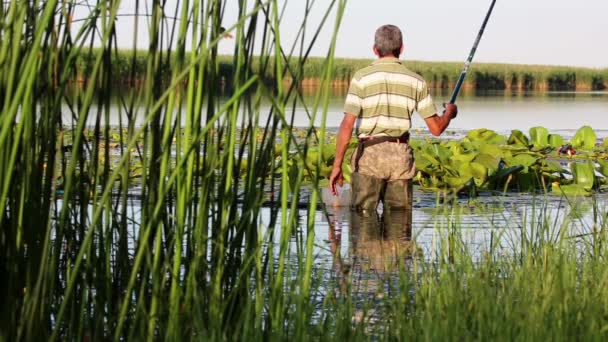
[74,0,608,68]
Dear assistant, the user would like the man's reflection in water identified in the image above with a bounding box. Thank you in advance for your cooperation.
[350,208,415,275]
[327,206,419,327]
[327,206,419,297]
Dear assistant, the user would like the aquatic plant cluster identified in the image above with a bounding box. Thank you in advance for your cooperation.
[412,126,608,196]
[301,126,608,197]
[2,1,608,341]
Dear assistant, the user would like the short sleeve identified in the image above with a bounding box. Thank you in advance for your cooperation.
[415,82,437,119]
[343,77,363,116]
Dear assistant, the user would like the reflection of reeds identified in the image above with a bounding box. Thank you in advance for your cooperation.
[1,0,347,339]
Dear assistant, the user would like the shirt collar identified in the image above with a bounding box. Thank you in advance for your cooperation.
[372,57,401,65]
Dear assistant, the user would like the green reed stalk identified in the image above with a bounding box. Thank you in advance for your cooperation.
[0,0,429,340]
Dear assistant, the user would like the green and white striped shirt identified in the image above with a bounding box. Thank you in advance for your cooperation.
[343,57,437,138]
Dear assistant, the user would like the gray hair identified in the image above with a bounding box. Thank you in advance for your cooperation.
[374,25,403,57]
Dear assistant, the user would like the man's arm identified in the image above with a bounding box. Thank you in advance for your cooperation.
[423,103,458,136]
[328,113,357,195]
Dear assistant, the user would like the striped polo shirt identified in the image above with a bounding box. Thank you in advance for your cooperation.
[343,57,437,138]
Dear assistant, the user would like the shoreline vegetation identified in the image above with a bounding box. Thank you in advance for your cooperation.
[73,50,608,91]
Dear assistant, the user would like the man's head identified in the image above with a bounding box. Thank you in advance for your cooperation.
[374,25,403,58]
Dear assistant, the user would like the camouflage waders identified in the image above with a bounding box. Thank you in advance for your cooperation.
[350,134,415,212]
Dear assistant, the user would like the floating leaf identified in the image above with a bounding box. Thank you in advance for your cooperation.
[507,130,530,147]
[452,152,477,163]
[571,126,597,150]
[548,134,564,148]
[553,184,593,197]
[460,162,487,181]
[305,150,320,170]
[414,154,436,174]
[571,161,595,189]
[542,160,566,173]
[494,165,524,179]
[504,153,538,168]
[477,143,502,157]
[321,145,337,161]
[529,126,549,148]
[474,153,500,172]
[431,144,453,164]
[445,176,472,188]
[443,141,462,152]
[466,128,506,145]
[597,160,608,178]
[319,164,333,179]
[342,162,352,183]
[289,159,301,191]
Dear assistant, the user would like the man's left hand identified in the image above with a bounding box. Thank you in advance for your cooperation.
[328,166,344,196]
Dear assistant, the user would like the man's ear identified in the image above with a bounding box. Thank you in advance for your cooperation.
[373,45,380,57]
[400,44,404,55]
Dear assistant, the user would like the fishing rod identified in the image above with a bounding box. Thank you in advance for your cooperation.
[449,0,497,104]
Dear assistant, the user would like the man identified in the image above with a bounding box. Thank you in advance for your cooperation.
[328,24,457,211]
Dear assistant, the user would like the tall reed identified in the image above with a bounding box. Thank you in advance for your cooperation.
[2,1,608,341]
[0,0,347,340]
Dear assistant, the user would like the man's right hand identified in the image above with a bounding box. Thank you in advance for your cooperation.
[328,166,344,196]
[443,103,458,119]
[424,103,458,136]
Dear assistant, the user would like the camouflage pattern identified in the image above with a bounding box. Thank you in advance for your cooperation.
[351,141,416,181]
[350,141,415,211]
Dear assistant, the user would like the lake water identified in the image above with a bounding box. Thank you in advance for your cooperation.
[265,89,608,267]
[66,90,608,139]
[299,89,608,138]
[65,89,608,267]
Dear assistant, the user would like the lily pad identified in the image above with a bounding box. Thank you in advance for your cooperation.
[504,153,538,168]
[477,143,502,157]
[570,161,595,189]
[415,154,435,173]
[452,152,477,163]
[460,162,487,181]
[493,165,524,179]
[474,153,500,172]
[553,184,593,197]
[321,145,337,161]
[465,128,506,145]
[431,144,453,164]
[507,130,530,147]
[597,160,608,178]
[548,134,564,148]
[445,176,473,188]
[571,126,597,150]
[529,126,549,148]
[542,160,566,173]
